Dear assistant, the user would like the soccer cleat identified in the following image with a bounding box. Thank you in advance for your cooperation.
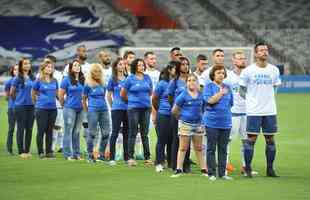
[96,155,105,162]
[241,166,258,176]
[208,175,217,181]
[65,157,75,161]
[267,169,279,177]
[244,167,253,178]
[201,169,208,177]
[226,163,235,173]
[171,169,183,178]
[155,164,164,172]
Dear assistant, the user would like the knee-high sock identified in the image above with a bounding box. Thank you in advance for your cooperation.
[244,140,255,169]
[265,141,276,170]
[241,140,247,167]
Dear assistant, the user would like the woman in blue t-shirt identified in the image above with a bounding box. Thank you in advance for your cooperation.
[120,58,153,167]
[171,74,208,177]
[203,64,234,181]
[152,61,176,172]
[167,57,191,171]
[10,58,35,158]
[83,63,111,163]
[32,60,59,158]
[59,60,85,160]
[4,64,18,155]
[107,58,128,165]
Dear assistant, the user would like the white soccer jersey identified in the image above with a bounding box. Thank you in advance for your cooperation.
[194,71,205,86]
[145,69,160,90]
[224,70,246,114]
[54,70,63,108]
[200,67,212,86]
[239,63,281,116]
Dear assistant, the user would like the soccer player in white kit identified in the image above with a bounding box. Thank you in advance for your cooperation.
[225,51,258,175]
[193,54,208,89]
[239,43,281,178]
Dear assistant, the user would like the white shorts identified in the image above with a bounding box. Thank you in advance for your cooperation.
[54,108,64,128]
[230,115,247,140]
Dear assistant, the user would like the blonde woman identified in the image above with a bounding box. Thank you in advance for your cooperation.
[32,60,59,158]
[83,63,111,163]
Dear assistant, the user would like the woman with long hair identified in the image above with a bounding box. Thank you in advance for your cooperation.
[59,59,85,160]
[107,58,128,165]
[167,57,192,172]
[32,60,59,158]
[83,63,110,163]
[4,64,18,155]
[120,58,153,167]
[10,58,35,158]
[152,61,176,172]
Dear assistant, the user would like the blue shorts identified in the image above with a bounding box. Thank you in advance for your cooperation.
[246,115,278,135]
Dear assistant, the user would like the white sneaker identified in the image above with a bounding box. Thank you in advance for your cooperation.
[155,164,164,172]
[208,175,217,181]
[221,175,233,180]
[252,170,259,175]
[109,160,117,166]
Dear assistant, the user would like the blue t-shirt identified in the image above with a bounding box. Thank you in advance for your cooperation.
[60,77,83,111]
[203,82,233,129]
[154,80,171,115]
[175,90,204,124]
[4,78,15,108]
[83,84,108,112]
[122,74,153,109]
[107,78,127,110]
[167,79,186,103]
[32,79,58,109]
[11,76,34,107]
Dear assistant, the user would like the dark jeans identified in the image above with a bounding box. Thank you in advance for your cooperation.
[127,108,151,160]
[109,110,129,161]
[7,108,17,153]
[15,106,35,154]
[171,115,191,170]
[35,109,57,155]
[205,127,231,177]
[155,113,173,165]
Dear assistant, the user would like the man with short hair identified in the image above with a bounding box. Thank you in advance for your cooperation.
[144,51,160,89]
[98,50,112,81]
[123,51,135,75]
[239,43,281,178]
[201,49,225,86]
[193,54,208,87]
[170,47,182,62]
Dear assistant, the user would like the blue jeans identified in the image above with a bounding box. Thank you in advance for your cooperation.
[155,113,173,165]
[15,105,35,154]
[205,127,230,177]
[87,110,111,155]
[7,108,16,153]
[63,108,83,158]
[127,108,151,160]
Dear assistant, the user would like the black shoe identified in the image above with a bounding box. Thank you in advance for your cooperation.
[39,153,45,159]
[183,167,192,173]
[45,153,56,159]
[189,159,197,165]
[57,148,63,153]
[244,167,253,178]
[267,168,279,177]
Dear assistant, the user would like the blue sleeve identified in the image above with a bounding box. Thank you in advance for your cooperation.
[203,83,213,103]
[60,77,68,90]
[32,79,40,91]
[154,81,163,97]
[4,80,11,92]
[107,78,114,91]
[83,85,90,96]
[55,80,59,89]
[11,77,19,87]
[175,92,185,108]
[122,76,131,91]
[167,80,176,96]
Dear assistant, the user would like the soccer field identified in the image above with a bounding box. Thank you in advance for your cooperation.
[0,94,309,200]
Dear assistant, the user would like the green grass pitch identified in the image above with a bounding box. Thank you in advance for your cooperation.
[0,94,309,200]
